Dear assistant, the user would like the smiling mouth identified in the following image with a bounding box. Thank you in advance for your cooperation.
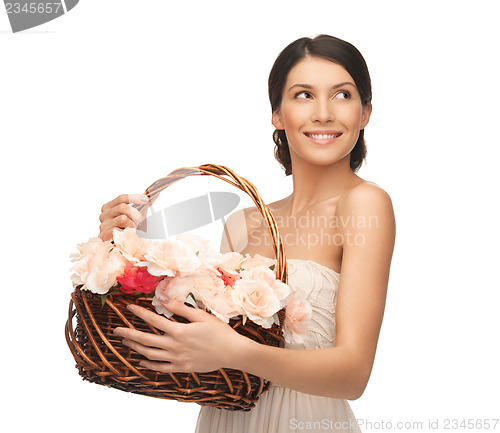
[304,132,343,140]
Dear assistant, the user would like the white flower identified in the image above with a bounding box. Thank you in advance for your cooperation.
[240,253,276,270]
[232,266,289,328]
[240,265,290,308]
[142,238,201,277]
[70,237,127,294]
[113,227,152,263]
[191,274,243,323]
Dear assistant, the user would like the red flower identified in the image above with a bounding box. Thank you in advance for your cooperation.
[217,267,241,288]
[116,262,163,294]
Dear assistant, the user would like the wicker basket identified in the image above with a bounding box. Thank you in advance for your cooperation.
[65,164,288,411]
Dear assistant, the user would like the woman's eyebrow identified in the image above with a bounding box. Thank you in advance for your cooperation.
[287,81,356,93]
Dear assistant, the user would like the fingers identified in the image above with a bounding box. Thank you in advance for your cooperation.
[114,326,169,349]
[125,304,178,334]
[101,194,150,213]
[121,338,171,362]
[98,194,150,241]
[158,297,209,323]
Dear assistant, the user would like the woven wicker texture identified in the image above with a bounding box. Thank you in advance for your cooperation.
[65,164,288,411]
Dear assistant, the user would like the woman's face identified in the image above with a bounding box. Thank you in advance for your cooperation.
[272,56,371,169]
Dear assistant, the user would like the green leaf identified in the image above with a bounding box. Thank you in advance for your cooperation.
[101,294,107,307]
[269,264,275,271]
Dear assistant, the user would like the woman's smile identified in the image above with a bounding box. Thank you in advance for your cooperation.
[304,130,343,145]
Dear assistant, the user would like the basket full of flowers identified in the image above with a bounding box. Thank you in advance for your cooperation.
[65,164,311,411]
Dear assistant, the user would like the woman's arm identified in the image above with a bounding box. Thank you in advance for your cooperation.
[226,183,396,399]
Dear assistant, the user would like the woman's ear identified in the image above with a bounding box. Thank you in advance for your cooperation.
[360,102,372,130]
[272,109,285,130]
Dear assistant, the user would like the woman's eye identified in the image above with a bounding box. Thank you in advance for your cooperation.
[335,91,350,100]
[295,91,312,99]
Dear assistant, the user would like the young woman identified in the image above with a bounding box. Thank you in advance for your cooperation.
[99,35,396,433]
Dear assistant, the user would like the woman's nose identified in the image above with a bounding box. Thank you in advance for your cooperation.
[311,99,334,123]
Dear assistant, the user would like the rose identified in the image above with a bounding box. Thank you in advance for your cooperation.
[116,262,163,294]
[231,268,287,328]
[215,251,245,274]
[239,265,290,308]
[152,274,217,318]
[175,233,244,275]
[283,290,312,344]
[240,253,276,271]
[70,238,127,294]
[113,228,152,263]
[152,273,243,323]
[142,238,201,277]
[70,237,105,262]
[192,275,243,323]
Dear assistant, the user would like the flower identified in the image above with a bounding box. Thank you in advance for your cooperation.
[215,251,245,274]
[240,253,276,270]
[152,274,216,318]
[240,265,290,308]
[283,290,312,344]
[142,238,201,277]
[232,266,289,328]
[192,274,243,323]
[216,267,241,288]
[70,236,109,264]
[116,262,163,294]
[113,228,152,263]
[70,237,127,294]
[71,231,300,340]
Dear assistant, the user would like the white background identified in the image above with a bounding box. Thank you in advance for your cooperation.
[1,1,499,432]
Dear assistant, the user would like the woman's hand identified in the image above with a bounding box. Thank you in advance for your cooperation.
[114,298,249,374]
[98,194,150,241]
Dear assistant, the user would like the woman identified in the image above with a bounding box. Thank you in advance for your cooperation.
[100,35,396,433]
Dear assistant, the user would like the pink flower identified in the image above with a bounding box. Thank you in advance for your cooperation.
[113,228,152,263]
[231,272,284,328]
[283,291,312,344]
[70,237,127,294]
[70,237,105,260]
[152,274,209,318]
[240,266,290,308]
[143,239,201,277]
[116,262,163,294]
[192,275,243,323]
[176,234,244,275]
[240,253,276,271]
[202,251,245,275]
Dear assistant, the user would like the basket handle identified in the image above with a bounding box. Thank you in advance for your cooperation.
[132,164,287,284]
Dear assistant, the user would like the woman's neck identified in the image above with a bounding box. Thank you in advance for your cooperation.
[285,156,362,216]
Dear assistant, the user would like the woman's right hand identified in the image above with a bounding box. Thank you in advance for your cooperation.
[98,194,150,241]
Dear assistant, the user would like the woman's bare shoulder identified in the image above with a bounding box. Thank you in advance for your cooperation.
[336,180,394,220]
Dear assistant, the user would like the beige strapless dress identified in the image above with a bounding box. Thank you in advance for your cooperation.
[194,259,362,433]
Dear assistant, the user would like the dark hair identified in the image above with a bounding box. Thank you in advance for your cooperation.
[268,34,372,176]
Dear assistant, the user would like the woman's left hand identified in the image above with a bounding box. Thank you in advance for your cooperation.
[114,298,247,374]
